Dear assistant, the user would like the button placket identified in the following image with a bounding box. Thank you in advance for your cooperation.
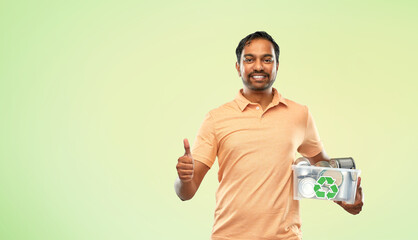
[255,105,264,119]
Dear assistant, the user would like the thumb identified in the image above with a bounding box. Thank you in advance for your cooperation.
[183,138,192,157]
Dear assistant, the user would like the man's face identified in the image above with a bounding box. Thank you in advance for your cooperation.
[235,38,279,91]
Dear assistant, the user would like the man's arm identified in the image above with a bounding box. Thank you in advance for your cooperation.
[174,138,210,201]
[307,150,364,215]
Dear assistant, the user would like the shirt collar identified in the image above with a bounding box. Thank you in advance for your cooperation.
[234,88,288,112]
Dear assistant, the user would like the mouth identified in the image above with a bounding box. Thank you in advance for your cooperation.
[250,74,268,81]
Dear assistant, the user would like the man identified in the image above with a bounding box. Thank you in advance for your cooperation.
[174,31,363,240]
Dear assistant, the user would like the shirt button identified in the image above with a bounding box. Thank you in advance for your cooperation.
[256,106,260,110]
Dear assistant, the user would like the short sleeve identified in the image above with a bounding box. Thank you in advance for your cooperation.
[297,107,323,157]
[191,112,218,168]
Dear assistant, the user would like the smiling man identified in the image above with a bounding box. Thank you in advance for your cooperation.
[174,31,363,240]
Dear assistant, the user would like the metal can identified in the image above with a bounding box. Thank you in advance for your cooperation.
[337,171,351,201]
[298,177,317,198]
[330,157,357,182]
[294,157,312,178]
[319,169,344,187]
[294,157,311,166]
[315,161,331,168]
[329,157,356,169]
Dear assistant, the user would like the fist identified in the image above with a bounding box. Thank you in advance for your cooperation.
[176,138,195,183]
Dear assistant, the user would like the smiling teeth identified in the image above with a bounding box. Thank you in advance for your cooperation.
[252,76,265,79]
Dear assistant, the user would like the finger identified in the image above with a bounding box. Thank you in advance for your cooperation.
[355,184,362,197]
[179,174,194,179]
[178,170,194,175]
[179,172,194,179]
[179,176,193,182]
[176,163,194,170]
[176,163,194,172]
[355,187,363,204]
[352,205,362,213]
[178,156,194,164]
[340,202,348,208]
[357,177,362,188]
[183,138,191,156]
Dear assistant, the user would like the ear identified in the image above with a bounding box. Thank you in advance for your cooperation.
[235,62,241,77]
[276,61,279,71]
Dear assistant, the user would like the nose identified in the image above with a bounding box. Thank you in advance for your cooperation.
[254,59,263,71]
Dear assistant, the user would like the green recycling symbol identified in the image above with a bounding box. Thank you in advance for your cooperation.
[314,176,339,199]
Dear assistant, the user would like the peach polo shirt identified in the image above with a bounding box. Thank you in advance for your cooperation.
[191,88,323,240]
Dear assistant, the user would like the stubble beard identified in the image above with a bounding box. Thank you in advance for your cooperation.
[242,75,276,91]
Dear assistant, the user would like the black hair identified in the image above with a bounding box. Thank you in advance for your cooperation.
[235,31,280,64]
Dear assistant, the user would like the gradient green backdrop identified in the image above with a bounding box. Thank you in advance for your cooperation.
[1,0,417,239]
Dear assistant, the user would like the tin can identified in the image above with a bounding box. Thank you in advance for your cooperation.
[294,157,312,178]
[298,177,316,198]
[337,171,351,200]
[315,161,331,168]
[329,157,356,169]
[319,169,344,187]
[294,157,311,166]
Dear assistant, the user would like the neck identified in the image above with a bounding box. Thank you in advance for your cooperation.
[242,87,274,108]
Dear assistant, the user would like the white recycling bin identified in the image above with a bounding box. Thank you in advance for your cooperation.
[292,165,361,204]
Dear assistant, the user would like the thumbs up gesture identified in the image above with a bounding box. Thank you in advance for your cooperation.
[176,138,195,183]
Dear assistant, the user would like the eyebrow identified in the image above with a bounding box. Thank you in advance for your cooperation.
[243,54,274,58]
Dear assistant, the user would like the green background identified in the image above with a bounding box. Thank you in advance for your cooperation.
[1,0,417,239]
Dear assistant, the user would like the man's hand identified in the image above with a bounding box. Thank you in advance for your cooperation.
[176,138,195,183]
[174,138,209,201]
[334,177,363,215]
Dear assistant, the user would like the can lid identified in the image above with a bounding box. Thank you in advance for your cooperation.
[329,159,339,168]
[319,170,344,187]
[294,157,311,166]
[315,161,331,168]
[298,177,316,198]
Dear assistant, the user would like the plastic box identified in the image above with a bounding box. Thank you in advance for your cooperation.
[292,165,361,204]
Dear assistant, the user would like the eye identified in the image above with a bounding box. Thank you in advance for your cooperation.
[264,59,273,63]
[244,58,253,63]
